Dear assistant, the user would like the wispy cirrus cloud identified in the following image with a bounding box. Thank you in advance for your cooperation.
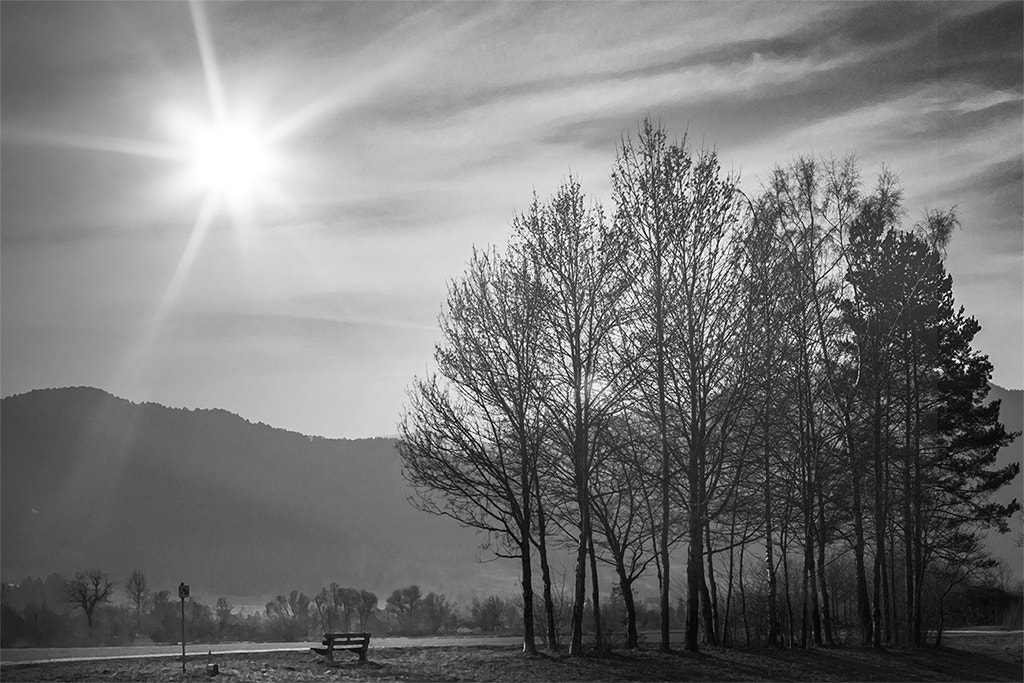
[3,1,1021,440]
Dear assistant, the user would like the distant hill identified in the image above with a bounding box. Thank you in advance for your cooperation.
[0,387,522,607]
[2,384,1020,610]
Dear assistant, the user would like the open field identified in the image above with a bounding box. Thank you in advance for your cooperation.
[0,636,525,665]
[2,632,1021,682]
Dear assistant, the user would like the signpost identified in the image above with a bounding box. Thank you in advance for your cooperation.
[178,582,189,674]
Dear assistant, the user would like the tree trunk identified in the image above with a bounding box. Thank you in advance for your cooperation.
[739,540,750,647]
[902,492,914,645]
[520,536,537,654]
[655,260,673,654]
[798,367,822,648]
[886,519,897,646]
[801,530,808,644]
[569,426,589,655]
[723,515,737,648]
[700,572,715,645]
[804,510,822,647]
[781,514,795,648]
[587,522,604,651]
[912,458,924,648]
[764,410,780,647]
[911,345,924,648]
[704,522,720,645]
[850,443,873,645]
[570,525,587,655]
[685,435,705,652]
[872,380,887,649]
[872,537,885,648]
[534,476,560,651]
[520,436,537,655]
[617,570,639,649]
[883,426,894,646]
[759,283,780,648]
[815,488,835,645]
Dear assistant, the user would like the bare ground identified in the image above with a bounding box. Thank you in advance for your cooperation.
[2,633,1021,682]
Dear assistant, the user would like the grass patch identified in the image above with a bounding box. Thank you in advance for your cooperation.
[2,633,1021,682]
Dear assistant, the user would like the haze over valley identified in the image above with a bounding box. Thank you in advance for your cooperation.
[1,387,531,608]
[2,383,1019,609]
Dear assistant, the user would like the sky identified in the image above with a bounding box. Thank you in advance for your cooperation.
[2,0,1022,439]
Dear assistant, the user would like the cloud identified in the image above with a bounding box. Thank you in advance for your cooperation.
[3,0,1021,423]
[934,1,1023,89]
[416,1,1022,180]
[167,309,435,352]
[959,156,1024,223]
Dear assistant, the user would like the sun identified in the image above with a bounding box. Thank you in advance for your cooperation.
[191,122,272,197]
[181,117,279,206]
[156,103,288,226]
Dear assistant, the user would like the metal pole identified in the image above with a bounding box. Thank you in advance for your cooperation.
[181,596,186,674]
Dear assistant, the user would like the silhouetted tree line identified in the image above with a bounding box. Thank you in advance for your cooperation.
[1,570,581,647]
[397,117,1020,655]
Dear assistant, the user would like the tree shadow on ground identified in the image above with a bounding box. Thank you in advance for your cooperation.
[530,642,1023,682]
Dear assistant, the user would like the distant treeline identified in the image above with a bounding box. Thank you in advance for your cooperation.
[1,571,524,647]
[1,565,1019,649]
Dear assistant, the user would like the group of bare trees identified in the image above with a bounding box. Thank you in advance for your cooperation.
[397,118,1019,655]
[313,584,378,634]
[7,569,424,645]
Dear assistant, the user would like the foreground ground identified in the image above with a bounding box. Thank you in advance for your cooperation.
[2,633,1021,682]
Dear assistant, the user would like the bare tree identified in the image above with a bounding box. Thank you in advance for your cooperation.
[215,597,234,637]
[314,585,336,633]
[755,157,869,648]
[399,241,548,654]
[355,590,378,632]
[125,569,148,632]
[386,585,422,632]
[335,586,360,633]
[590,416,661,648]
[736,199,794,647]
[663,150,746,651]
[421,592,457,635]
[470,595,509,633]
[66,570,114,637]
[614,119,751,651]
[611,118,687,651]
[516,178,634,655]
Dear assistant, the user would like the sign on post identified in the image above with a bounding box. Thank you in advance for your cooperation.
[179,582,189,673]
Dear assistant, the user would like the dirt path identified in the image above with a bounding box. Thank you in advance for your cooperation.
[0,635,523,665]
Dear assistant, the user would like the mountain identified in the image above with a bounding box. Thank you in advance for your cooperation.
[0,387,521,606]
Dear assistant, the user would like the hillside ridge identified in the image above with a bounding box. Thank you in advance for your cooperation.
[1,385,390,444]
[1,386,514,605]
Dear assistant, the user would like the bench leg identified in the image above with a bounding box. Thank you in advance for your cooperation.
[358,642,368,663]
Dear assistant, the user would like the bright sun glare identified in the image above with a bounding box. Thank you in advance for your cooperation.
[40,0,307,400]
[187,120,276,200]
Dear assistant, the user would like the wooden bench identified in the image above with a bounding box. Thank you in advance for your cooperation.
[310,632,371,664]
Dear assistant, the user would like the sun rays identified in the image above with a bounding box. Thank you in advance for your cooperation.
[50,0,300,399]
